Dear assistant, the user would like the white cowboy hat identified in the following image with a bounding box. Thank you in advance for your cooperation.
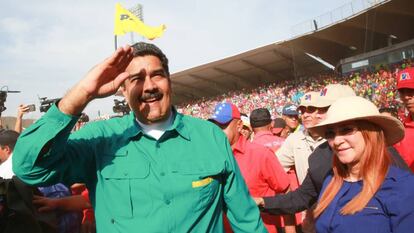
[309,96,404,146]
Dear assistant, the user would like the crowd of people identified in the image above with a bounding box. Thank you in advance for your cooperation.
[0,42,413,233]
[177,61,412,121]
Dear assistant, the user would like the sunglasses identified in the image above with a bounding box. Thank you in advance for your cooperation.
[298,106,317,114]
[298,106,329,114]
[325,124,359,140]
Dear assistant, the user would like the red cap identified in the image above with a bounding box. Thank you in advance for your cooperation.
[397,67,414,90]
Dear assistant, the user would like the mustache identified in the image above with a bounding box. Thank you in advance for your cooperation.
[140,92,163,101]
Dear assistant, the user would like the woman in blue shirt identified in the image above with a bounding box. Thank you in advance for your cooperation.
[310,96,414,233]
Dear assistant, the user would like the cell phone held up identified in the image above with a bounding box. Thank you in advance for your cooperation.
[27,104,36,112]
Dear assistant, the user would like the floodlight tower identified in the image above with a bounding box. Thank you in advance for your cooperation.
[129,4,143,43]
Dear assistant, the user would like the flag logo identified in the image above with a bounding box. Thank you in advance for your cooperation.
[320,88,328,96]
[400,72,411,81]
[305,94,311,100]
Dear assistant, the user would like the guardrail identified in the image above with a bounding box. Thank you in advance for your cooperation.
[290,0,389,37]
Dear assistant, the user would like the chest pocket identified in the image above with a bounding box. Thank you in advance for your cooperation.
[99,150,151,219]
[171,162,224,211]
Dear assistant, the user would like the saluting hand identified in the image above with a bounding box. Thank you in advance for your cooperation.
[58,46,134,115]
[78,45,134,99]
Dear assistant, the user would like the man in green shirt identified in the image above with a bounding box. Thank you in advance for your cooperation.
[12,42,266,233]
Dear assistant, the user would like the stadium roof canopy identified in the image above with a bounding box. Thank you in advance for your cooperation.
[170,0,414,104]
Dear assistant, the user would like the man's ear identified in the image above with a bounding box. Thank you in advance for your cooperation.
[236,119,243,132]
[2,145,11,155]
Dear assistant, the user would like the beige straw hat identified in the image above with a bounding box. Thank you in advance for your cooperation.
[299,91,320,108]
[310,96,405,146]
[314,84,356,108]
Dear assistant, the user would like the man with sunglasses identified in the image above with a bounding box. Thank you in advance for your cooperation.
[276,91,325,186]
[209,103,289,233]
[274,91,326,233]
[254,84,408,228]
[394,67,414,171]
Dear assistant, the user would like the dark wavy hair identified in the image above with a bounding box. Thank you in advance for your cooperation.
[131,42,169,76]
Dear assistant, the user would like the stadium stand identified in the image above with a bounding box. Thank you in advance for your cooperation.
[177,60,411,120]
[171,0,414,120]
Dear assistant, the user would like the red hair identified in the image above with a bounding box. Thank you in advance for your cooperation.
[314,121,390,217]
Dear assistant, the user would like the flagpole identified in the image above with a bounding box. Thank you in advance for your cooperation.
[114,35,118,50]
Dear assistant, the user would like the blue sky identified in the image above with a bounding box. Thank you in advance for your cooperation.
[0,0,351,119]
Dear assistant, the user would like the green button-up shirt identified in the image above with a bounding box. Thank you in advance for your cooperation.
[13,104,267,233]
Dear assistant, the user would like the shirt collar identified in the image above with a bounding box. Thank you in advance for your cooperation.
[232,135,247,154]
[254,131,273,138]
[404,113,414,127]
[123,107,191,141]
[303,129,323,142]
[169,109,191,141]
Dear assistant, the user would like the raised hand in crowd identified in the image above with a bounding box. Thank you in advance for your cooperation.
[14,104,30,133]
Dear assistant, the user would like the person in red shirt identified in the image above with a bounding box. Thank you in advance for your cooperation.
[209,103,290,233]
[250,108,301,232]
[394,67,414,171]
[250,108,285,152]
[272,118,289,139]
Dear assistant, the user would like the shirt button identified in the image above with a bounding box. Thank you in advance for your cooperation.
[124,172,128,177]
[160,172,165,176]
[165,199,171,205]
[111,219,115,224]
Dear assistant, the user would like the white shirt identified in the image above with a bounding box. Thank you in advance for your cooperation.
[276,130,325,184]
[0,153,15,179]
[136,113,174,140]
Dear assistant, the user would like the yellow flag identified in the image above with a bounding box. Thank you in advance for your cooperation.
[114,3,166,40]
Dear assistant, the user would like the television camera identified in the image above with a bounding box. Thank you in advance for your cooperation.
[0,86,21,116]
[113,99,130,115]
[39,97,61,113]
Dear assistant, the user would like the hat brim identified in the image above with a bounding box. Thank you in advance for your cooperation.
[397,83,414,90]
[208,117,231,125]
[310,115,405,146]
[282,112,299,116]
[312,99,333,108]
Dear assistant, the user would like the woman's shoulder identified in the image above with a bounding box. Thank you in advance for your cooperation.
[377,166,414,218]
[385,166,414,185]
[378,166,414,198]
